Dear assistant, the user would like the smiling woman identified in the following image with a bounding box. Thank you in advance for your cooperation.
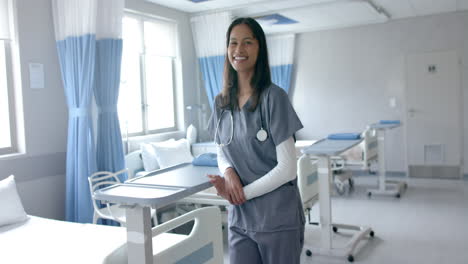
[207,17,304,264]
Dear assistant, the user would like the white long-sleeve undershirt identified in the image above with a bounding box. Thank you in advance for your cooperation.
[217,137,297,200]
[217,145,233,174]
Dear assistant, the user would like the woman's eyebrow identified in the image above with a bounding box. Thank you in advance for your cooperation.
[230,36,254,41]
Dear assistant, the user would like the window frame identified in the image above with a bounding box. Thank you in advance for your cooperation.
[120,12,179,137]
[0,39,18,155]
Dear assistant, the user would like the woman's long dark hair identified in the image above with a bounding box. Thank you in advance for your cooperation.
[217,17,271,111]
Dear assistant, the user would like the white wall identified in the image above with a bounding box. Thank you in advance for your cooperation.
[0,0,198,220]
[0,0,67,220]
[292,11,468,173]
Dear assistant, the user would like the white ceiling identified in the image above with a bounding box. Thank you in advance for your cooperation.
[144,0,468,33]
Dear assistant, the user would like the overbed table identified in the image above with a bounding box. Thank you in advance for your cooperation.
[302,138,374,262]
[95,163,220,264]
[366,123,407,198]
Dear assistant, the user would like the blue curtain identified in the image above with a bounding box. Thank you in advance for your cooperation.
[94,39,126,182]
[266,34,295,95]
[271,64,293,94]
[56,34,97,223]
[199,57,293,103]
[199,55,225,108]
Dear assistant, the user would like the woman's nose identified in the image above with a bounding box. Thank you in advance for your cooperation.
[235,43,244,53]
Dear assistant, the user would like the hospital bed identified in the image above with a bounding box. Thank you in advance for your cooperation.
[124,137,229,221]
[182,145,323,224]
[366,122,407,198]
[301,138,375,263]
[0,207,222,264]
[94,163,224,264]
[124,137,217,180]
[297,140,352,195]
[340,128,379,170]
[297,154,319,224]
[168,140,321,208]
[295,129,378,195]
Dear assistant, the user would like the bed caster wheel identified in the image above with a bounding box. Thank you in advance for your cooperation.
[335,186,345,196]
[305,250,312,257]
[370,230,375,237]
[367,192,372,197]
[347,255,354,262]
[334,182,346,195]
[332,226,338,233]
[395,193,401,198]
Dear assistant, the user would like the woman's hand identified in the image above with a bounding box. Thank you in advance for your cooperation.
[223,168,246,205]
[208,175,228,200]
[208,168,246,205]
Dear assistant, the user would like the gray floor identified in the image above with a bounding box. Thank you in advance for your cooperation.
[223,176,468,264]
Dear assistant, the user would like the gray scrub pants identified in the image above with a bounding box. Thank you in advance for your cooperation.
[228,225,305,264]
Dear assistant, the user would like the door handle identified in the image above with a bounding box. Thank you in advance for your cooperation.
[408,108,417,117]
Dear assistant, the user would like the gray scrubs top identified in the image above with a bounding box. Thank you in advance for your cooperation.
[208,84,304,232]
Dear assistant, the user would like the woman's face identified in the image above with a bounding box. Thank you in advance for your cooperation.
[227,24,259,74]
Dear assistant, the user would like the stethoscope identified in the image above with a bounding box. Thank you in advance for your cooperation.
[214,102,268,147]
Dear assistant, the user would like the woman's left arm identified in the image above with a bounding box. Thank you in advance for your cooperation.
[243,137,297,200]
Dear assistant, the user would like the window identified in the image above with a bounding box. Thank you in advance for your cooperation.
[118,14,178,136]
[0,41,12,150]
[0,0,17,155]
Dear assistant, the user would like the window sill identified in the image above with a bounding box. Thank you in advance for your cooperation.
[125,130,186,153]
[0,151,27,161]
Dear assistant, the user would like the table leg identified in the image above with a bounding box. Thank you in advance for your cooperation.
[126,206,153,264]
[378,130,386,191]
[318,156,332,249]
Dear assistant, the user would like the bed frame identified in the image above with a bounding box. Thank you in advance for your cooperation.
[0,207,222,264]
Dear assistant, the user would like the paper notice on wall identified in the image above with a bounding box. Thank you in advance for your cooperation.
[29,63,44,89]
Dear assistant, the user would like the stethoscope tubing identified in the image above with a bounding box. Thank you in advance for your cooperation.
[214,102,267,147]
[214,109,234,147]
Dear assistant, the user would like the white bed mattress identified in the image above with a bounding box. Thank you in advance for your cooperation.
[0,215,190,264]
[0,215,127,264]
[296,139,364,162]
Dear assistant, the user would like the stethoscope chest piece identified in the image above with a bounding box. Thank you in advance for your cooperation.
[256,128,268,142]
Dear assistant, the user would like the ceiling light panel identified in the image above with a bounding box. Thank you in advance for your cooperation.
[146,0,265,13]
[256,14,298,26]
[206,0,251,9]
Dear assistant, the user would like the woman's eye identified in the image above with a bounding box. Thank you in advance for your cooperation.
[229,42,237,46]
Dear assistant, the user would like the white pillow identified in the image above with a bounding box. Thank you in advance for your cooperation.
[152,138,193,169]
[0,175,27,227]
[140,139,175,172]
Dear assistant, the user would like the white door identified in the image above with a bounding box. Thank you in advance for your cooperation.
[405,50,462,179]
